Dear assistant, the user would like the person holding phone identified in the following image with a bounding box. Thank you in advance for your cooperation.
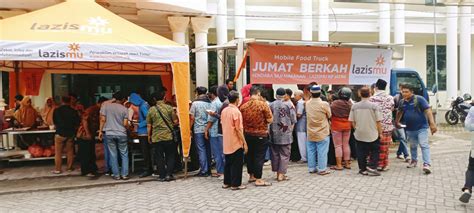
[205,86,225,178]
[190,86,212,177]
[395,84,437,175]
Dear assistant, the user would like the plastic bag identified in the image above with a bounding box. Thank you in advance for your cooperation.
[28,144,44,158]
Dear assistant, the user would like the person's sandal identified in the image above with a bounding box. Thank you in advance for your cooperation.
[222,184,230,189]
[51,170,62,174]
[255,181,272,186]
[318,170,332,176]
[248,178,257,183]
[231,185,247,190]
[277,175,290,182]
[66,168,75,172]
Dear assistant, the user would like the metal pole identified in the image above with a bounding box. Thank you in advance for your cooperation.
[184,157,188,179]
[433,2,439,115]
[14,61,20,94]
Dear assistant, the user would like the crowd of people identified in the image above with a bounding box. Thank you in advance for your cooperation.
[188,78,441,190]
[4,90,178,182]
[2,78,474,203]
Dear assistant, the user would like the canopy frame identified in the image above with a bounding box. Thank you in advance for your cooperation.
[0,0,192,176]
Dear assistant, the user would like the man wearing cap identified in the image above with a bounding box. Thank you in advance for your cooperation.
[369,79,394,171]
[270,88,297,181]
[306,85,332,175]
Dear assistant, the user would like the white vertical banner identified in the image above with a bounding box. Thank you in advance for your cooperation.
[349,48,392,85]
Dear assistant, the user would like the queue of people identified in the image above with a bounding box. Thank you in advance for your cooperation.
[1,78,448,190]
[4,89,179,181]
[187,78,438,190]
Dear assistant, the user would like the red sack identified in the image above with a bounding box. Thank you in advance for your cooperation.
[28,144,44,158]
[43,147,54,157]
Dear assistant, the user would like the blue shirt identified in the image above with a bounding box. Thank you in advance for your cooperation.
[129,93,149,136]
[399,95,430,131]
[208,98,223,137]
[190,99,211,134]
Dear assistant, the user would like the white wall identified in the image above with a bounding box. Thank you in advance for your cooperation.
[31,72,52,110]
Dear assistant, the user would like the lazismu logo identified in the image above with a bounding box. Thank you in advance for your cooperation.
[38,43,83,59]
[30,17,112,35]
[351,54,388,75]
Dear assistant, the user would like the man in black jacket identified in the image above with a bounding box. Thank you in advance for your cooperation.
[52,96,80,174]
[217,79,234,102]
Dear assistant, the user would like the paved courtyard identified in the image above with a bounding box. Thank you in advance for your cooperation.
[0,127,473,212]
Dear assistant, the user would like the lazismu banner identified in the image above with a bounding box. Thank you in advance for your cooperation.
[0,41,189,63]
[249,43,392,85]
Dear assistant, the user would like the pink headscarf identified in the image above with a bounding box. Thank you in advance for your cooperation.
[240,84,253,106]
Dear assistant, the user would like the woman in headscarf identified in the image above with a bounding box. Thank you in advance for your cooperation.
[239,84,253,107]
[14,96,40,149]
[41,97,56,127]
[330,87,353,170]
[270,88,297,181]
[14,96,39,128]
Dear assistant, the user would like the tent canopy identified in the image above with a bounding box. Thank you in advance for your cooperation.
[0,0,189,64]
[0,0,192,157]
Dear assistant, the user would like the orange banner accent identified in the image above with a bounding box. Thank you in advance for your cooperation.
[233,50,249,82]
[171,62,191,158]
[19,69,45,96]
[160,74,173,101]
[249,43,352,85]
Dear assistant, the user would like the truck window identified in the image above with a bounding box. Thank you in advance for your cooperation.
[396,73,423,96]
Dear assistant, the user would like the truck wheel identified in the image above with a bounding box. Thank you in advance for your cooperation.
[445,110,459,125]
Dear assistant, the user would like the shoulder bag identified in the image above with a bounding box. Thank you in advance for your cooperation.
[154,106,179,143]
